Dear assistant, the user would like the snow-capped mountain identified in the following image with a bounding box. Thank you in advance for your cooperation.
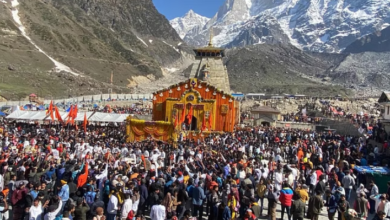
[171,0,390,53]
[170,10,210,39]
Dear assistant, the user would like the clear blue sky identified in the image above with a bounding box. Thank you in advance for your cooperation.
[152,0,225,20]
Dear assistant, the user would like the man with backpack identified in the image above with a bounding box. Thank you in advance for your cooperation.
[84,185,97,207]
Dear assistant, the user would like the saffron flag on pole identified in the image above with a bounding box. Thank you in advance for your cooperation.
[202,114,206,131]
[72,105,78,119]
[66,105,74,124]
[180,107,186,124]
[208,112,213,130]
[54,106,63,123]
[174,114,178,128]
[72,105,78,125]
[47,101,53,115]
[187,105,193,124]
[49,102,54,121]
[83,112,88,133]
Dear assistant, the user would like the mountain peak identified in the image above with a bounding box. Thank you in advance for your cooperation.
[170,10,210,39]
[186,9,195,16]
[176,0,390,53]
[184,9,207,19]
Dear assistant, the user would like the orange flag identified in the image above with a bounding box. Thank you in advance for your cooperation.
[54,106,63,123]
[202,114,206,131]
[71,105,78,125]
[66,105,74,124]
[180,108,186,124]
[72,105,78,119]
[186,105,193,124]
[141,155,146,169]
[83,113,88,132]
[47,101,53,115]
[174,114,178,128]
[50,105,54,121]
[208,112,213,130]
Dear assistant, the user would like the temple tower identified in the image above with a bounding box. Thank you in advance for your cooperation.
[188,33,231,93]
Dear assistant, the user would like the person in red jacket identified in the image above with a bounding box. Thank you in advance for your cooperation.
[279,183,293,220]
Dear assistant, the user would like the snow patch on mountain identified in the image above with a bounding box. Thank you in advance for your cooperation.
[162,41,180,54]
[171,0,390,53]
[11,0,80,76]
[136,36,148,47]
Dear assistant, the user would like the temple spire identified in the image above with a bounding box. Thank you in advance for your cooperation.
[208,28,213,47]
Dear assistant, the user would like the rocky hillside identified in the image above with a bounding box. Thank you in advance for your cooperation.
[0,0,192,100]
[344,26,390,53]
[223,44,351,96]
[224,43,390,96]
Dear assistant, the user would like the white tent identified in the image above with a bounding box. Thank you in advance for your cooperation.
[74,112,94,121]
[124,94,132,100]
[88,112,106,122]
[88,112,128,122]
[83,95,93,102]
[102,94,110,100]
[92,95,101,101]
[107,114,128,122]
[117,94,125,100]
[131,94,138,100]
[29,111,48,120]
[18,112,42,120]
[43,111,68,121]
[7,110,46,120]
[6,109,29,119]
[111,94,119,100]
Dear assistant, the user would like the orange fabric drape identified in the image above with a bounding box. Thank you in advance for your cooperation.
[187,105,193,124]
[77,163,89,188]
[72,105,78,125]
[66,105,74,124]
[174,115,178,128]
[202,113,206,131]
[83,113,88,132]
[54,106,63,123]
[180,107,186,124]
[209,110,213,130]
[47,101,52,115]
[48,101,54,121]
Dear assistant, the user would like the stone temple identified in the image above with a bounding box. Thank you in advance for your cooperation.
[185,37,231,93]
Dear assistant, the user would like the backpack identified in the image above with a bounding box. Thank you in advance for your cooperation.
[85,192,96,205]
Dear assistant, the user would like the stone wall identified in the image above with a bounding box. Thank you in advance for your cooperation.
[275,121,315,130]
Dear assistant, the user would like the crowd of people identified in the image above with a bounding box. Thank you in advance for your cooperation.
[0,117,388,220]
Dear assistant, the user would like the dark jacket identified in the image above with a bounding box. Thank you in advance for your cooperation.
[291,199,305,218]
[308,195,324,215]
[74,204,90,220]
[325,195,337,213]
[139,184,148,204]
[68,182,77,196]
[315,180,326,195]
